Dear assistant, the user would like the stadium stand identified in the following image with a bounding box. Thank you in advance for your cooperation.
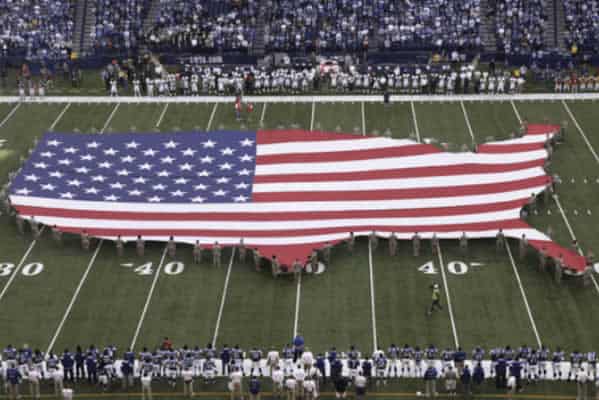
[146,0,258,52]
[562,0,599,53]
[92,0,150,52]
[0,0,74,60]
[494,0,548,56]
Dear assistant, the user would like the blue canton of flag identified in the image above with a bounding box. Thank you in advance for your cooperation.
[11,131,257,204]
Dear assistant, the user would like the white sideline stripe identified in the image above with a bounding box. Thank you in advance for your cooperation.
[562,100,599,164]
[436,243,459,348]
[155,103,169,127]
[410,101,421,143]
[101,103,120,134]
[293,273,301,338]
[553,195,599,295]
[0,226,45,303]
[460,101,476,145]
[46,240,103,354]
[212,247,236,347]
[368,240,378,352]
[130,245,168,349]
[6,93,599,105]
[206,103,218,131]
[49,103,71,131]
[511,100,523,124]
[361,102,366,136]
[505,241,542,348]
[310,101,315,131]
[260,103,267,125]
[0,103,21,130]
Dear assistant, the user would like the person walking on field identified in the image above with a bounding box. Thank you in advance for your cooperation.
[427,283,443,316]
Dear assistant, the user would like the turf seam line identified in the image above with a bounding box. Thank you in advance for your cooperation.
[460,100,476,146]
[361,101,366,136]
[260,102,267,126]
[410,101,421,143]
[310,101,315,131]
[292,271,301,338]
[155,103,169,128]
[435,243,459,348]
[46,239,103,354]
[49,102,71,131]
[211,247,236,347]
[206,103,218,131]
[511,100,523,124]
[0,102,21,130]
[368,239,378,352]
[100,103,120,134]
[130,245,168,350]
[505,241,542,348]
[0,226,45,303]
[562,100,599,163]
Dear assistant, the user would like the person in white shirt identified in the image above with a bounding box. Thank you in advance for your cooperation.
[285,376,297,400]
[141,372,152,400]
[53,368,64,397]
[181,366,193,398]
[293,366,306,398]
[272,366,285,398]
[27,366,40,400]
[355,372,367,400]
[266,348,280,377]
[301,348,314,370]
[229,367,243,400]
[576,368,588,400]
[304,377,318,399]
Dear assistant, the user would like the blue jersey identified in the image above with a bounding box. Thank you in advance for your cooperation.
[348,349,359,360]
[528,352,538,365]
[62,353,74,369]
[518,346,530,361]
[232,348,244,361]
[220,347,231,363]
[249,350,262,361]
[539,348,549,361]
[348,359,360,370]
[414,350,424,362]
[388,346,400,359]
[552,351,564,363]
[327,350,337,363]
[6,368,21,384]
[571,352,583,365]
[442,350,454,362]
[426,347,437,360]
[401,347,413,359]
[375,356,387,369]
[588,352,597,364]
[4,347,16,360]
[124,351,135,363]
[472,349,485,362]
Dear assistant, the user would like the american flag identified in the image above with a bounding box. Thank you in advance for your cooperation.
[9,125,586,271]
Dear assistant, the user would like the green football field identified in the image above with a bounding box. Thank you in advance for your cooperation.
[0,97,599,398]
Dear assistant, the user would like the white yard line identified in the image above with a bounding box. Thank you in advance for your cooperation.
[435,243,459,348]
[361,102,366,136]
[553,195,599,295]
[212,248,236,347]
[460,101,476,145]
[410,101,421,143]
[0,103,21,130]
[368,240,378,352]
[310,101,315,131]
[562,100,599,164]
[0,226,45,303]
[206,103,218,131]
[511,100,523,124]
[505,241,542,348]
[46,240,103,354]
[260,103,267,126]
[49,103,71,131]
[292,273,302,338]
[130,246,168,349]
[100,103,120,134]
[155,103,169,128]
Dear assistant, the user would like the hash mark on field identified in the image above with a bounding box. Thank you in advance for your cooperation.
[206,103,218,131]
[212,248,236,346]
[130,245,168,349]
[0,103,21,130]
[155,103,169,128]
[49,103,71,131]
[46,240,103,354]
[0,226,45,303]
[435,243,459,348]
[410,101,421,143]
[293,272,301,338]
[505,241,542,348]
[460,101,476,145]
[101,103,120,134]
[367,240,378,351]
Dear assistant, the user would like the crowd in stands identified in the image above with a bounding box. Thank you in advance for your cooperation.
[0,337,596,399]
[146,0,258,52]
[494,0,548,56]
[264,0,482,52]
[0,0,73,60]
[92,0,150,52]
[562,0,599,54]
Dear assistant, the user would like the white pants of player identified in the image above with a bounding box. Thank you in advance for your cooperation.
[388,360,400,377]
[414,361,424,378]
[443,361,454,374]
[250,360,262,376]
[283,359,294,376]
[553,362,563,379]
[193,360,202,377]
[401,359,411,376]
[528,364,539,380]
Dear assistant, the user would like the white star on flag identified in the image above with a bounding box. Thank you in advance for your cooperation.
[240,138,254,147]
[86,141,100,148]
[191,196,206,203]
[164,140,179,149]
[60,192,75,199]
[143,148,158,157]
[104,148,119,156]
[202,140,216,148]
[24,174,39,182]
[161,156,175,164]
[104,194,119,201]
[80,154,95,161]
[76,167,90,174]
[200,155,214,164]
[181,148,196,156]
[85,187,100,194]
[47,140,62,147]
[221,147,235,156]
[41,183,56,191]
[126,141,140,149]
[98,161,112,168]
[148,196,163,202]
[16,188,31,195]
[49,171,63,178]
[67,179,82,187]
[40,152,55,158]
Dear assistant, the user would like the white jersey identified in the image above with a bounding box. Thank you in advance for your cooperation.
[272,370,284,384]
[181,369,193,382]
[267,351,280,365]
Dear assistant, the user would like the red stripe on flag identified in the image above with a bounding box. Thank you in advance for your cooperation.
[477,143,545,153]
[256,129,370,144]
[13,198,530,221]
[257,143,441,164]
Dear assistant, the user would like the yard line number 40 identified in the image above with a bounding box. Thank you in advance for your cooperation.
[418,261,484,275]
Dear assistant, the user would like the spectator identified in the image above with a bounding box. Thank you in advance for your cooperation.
[424,364,438,397]
[248,376,261,400]
[444,365,457,396]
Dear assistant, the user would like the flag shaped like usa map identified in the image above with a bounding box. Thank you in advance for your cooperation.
[8,126,586,271]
